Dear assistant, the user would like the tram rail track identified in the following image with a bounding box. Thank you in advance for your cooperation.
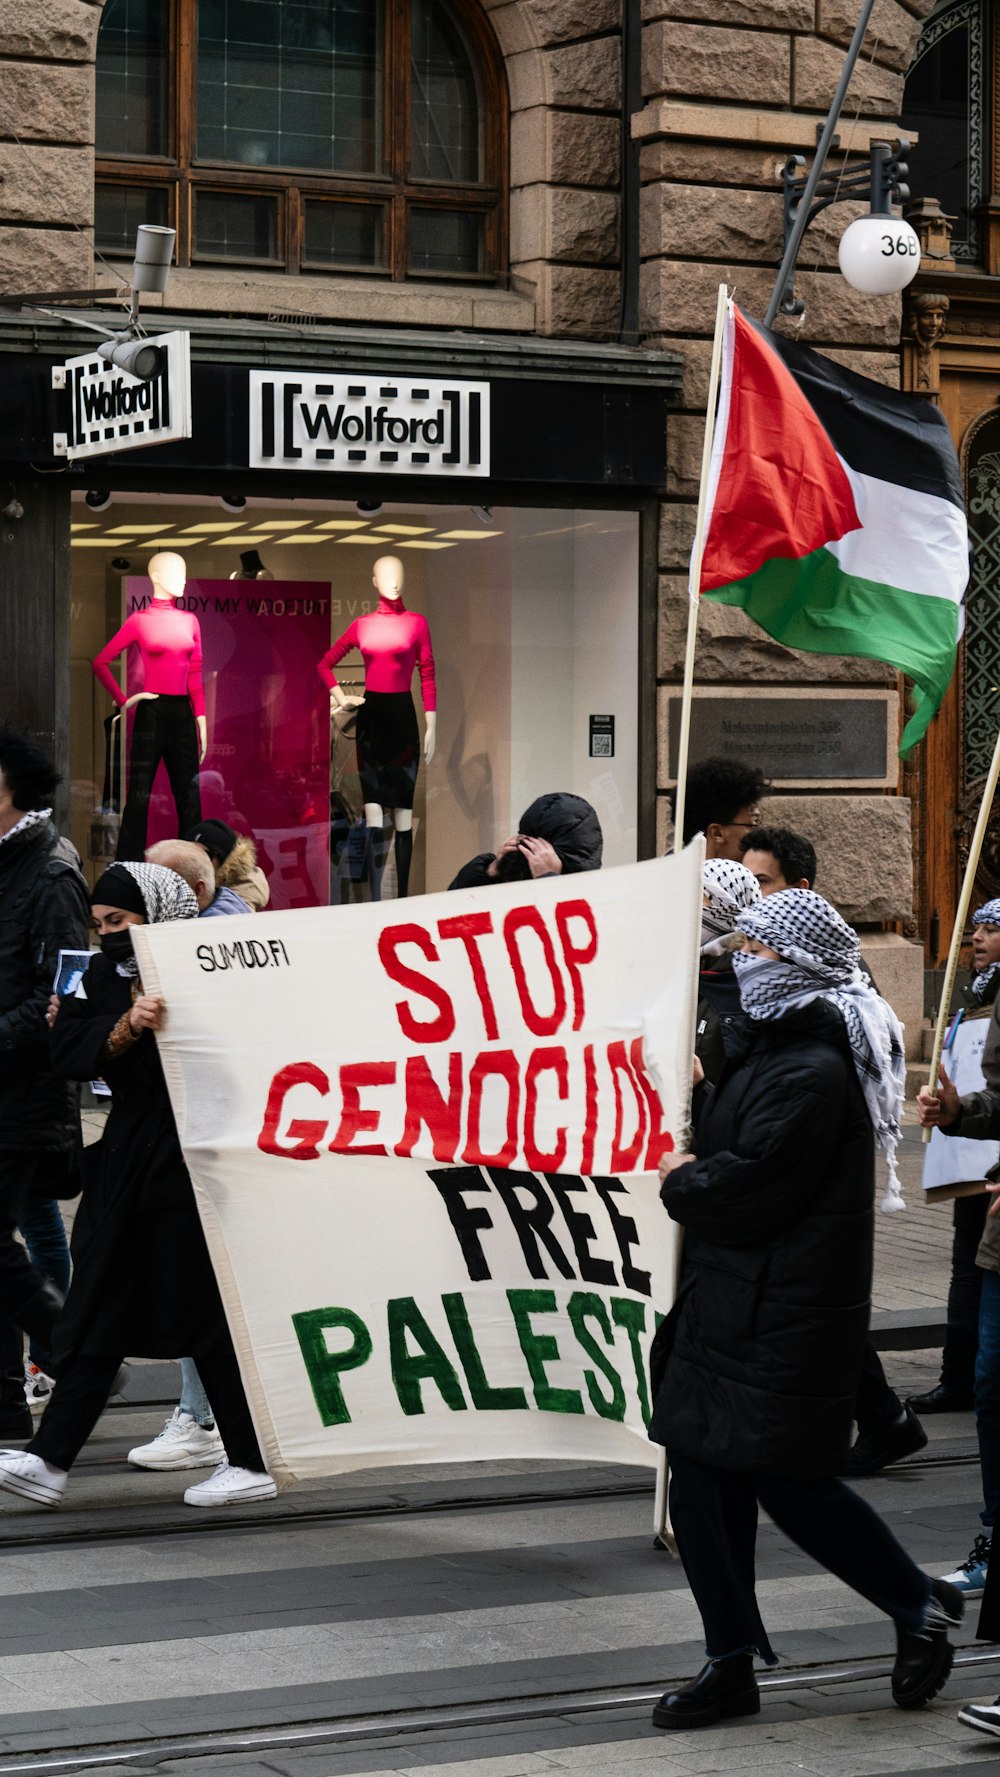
[3,1645,1000,1774]
[0,1438,981,1552]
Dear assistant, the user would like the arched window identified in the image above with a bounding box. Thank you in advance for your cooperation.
[901,0,986,263]
[94,0,507,282]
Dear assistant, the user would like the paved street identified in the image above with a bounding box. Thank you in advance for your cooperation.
[0,1123,995,1777]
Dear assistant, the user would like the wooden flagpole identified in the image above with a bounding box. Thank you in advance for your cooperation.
[671,281,730,855]
[923,723,1000,1144]
[654,282,729,1552]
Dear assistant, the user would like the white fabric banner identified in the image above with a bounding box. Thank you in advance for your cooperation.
[922,1012,999,1192]
[134,850,702,1485]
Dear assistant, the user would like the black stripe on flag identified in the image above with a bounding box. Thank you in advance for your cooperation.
[753,322,964,511]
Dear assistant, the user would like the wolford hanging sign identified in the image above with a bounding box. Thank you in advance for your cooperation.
[52,330,192,462]
[249,371,490,476]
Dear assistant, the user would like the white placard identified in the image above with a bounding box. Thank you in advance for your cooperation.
[922,1012,1000,1191]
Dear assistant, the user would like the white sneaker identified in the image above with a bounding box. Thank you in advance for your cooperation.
[23,1362,54,1414]
[183,1461,277,1508]
[128,1408,225,1471]
[959,1699,1000,1737]
[0,1449,66,1507]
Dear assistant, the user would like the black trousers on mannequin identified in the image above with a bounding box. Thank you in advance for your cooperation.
[30,1318,263,1473]
[669,1451,930,1660]
[117,695,201,862]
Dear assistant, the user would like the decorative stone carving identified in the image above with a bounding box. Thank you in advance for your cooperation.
[904,290,950,404]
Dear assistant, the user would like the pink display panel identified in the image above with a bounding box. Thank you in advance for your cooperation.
[125,579,331,910]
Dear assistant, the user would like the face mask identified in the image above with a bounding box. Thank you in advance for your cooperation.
[100,929,136,964]
[731,948,776,973]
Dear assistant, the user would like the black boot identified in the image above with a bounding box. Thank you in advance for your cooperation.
[0,1375,31,1442]
[652,1654,760,1730]
[16,1279,64,1346]
[892,1579,964,1710]
[839,1405,928,1477]
[906,1382,974,1413]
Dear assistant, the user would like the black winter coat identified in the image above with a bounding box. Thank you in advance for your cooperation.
[449,792,603,890]
[49,953,227,1363]
[695,953,745,1087]
[649,1000,874,1478]
[0,818,90,1151]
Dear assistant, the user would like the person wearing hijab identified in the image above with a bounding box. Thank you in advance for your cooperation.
[0,863,276,1510]
[649,891,963,1731]
[696,860,761,1085]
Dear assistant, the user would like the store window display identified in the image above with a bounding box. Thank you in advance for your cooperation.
[91,552,206,862]
[317,554,436,900]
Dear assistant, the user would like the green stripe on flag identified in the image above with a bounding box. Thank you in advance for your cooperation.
[704,544,959,755]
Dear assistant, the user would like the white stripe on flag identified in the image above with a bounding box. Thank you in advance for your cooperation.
[691,300,735,600]
[830,461,969,607]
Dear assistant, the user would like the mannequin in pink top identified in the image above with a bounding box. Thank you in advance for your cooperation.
[317,555,436,899]
[92,551,208,861]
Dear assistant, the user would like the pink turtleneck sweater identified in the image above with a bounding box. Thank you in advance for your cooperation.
[317,596,437,711]
[93,602,206,718]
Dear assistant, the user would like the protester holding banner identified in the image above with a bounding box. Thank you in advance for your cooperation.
[651,891,963,1731]
[0,862,275,1511]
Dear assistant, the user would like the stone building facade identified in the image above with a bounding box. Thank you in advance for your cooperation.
[0,0,949,1037]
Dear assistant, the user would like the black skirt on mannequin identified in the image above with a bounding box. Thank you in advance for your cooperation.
[356,691,419,810]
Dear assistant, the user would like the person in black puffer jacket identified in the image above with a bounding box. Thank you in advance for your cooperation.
[448,792,602,890]
[649,891,964,1733]
[0,728,89,1436]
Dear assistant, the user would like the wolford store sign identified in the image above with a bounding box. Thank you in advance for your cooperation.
[249,371,490,476]
[53,330,193,462]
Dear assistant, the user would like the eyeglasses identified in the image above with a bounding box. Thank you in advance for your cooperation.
[723,819,759,831]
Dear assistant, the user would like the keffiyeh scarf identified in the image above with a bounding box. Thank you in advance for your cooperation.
[734,889,907,1213]
[102,861,199,978]
[0,807,51,848]
[972,899,1000,1004]
[701,858,762,955]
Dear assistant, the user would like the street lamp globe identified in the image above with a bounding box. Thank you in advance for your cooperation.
[837,214,921,295]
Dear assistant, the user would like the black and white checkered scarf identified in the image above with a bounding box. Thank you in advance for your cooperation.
[701,858,762,955]
[734,890,906,1211]
[972,899,1000,1004]
[102,862,199,978]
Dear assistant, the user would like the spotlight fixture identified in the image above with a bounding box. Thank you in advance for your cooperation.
[97,336,167,381]
[355,498,383,517]
[471,505,493,526]
[84,490,112,511]
[220,494,247,513]
[110,557,131,572]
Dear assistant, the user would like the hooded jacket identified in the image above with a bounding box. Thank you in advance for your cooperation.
[448,792,603,890]
[649,999,874,1478]
[215,836,270,911]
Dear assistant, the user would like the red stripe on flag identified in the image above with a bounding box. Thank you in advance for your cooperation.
[700,307,861,594]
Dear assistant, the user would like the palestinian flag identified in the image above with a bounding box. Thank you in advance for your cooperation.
[699,302,968,754]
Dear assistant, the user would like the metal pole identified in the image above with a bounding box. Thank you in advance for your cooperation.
[763,0,878,328]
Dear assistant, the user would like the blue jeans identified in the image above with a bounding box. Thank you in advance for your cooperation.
[976,1269,1000,1528]
[179,1356,214,1427]
[19,1198,70,1373]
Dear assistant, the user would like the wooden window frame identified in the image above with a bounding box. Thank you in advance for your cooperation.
[95,0,509,284]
